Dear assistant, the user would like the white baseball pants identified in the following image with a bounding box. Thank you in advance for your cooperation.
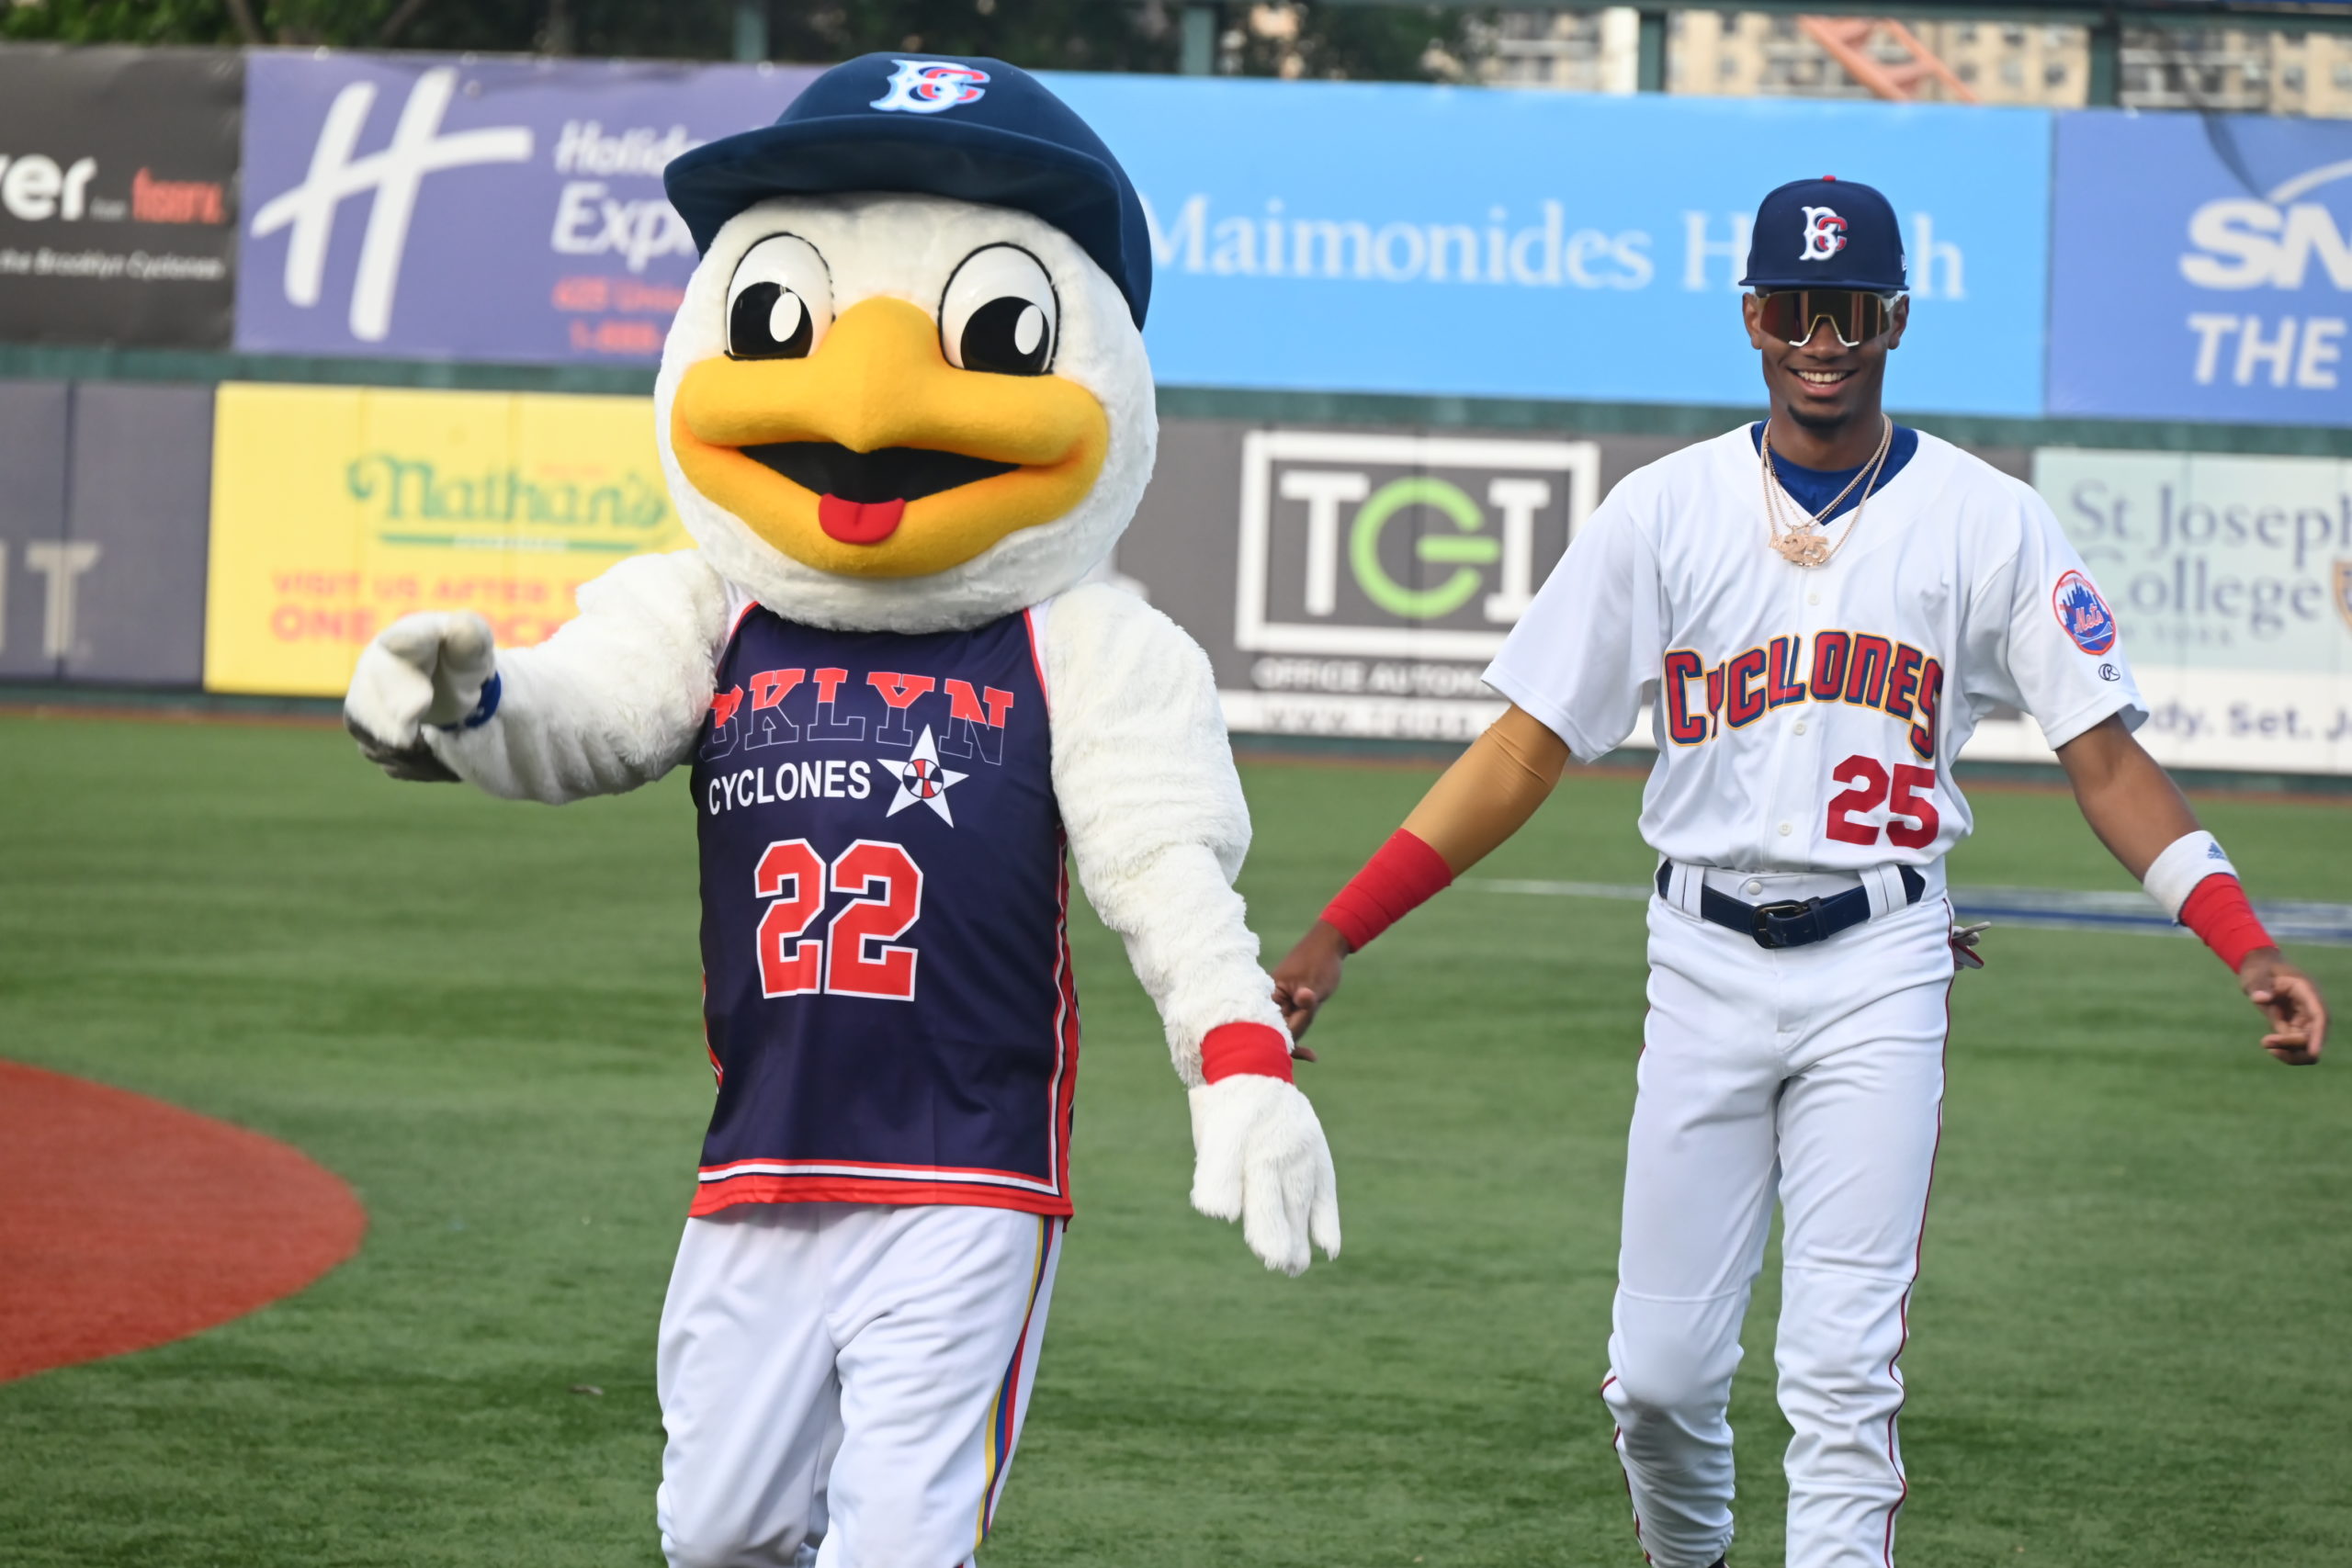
[1603,870,1955,1568]
[656,1202,1062,1568]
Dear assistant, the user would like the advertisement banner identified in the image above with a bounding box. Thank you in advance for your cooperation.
[2048,111,2352,426]
[234,51,819,365]
[0,382,210,684]
[0,45,240,349]
[203,383,689,696]
[62,384,217,686]
[2032,447,2352,773]
[1119,420,1692,741]
[1047,75,2051,415]
[0,381,72,680]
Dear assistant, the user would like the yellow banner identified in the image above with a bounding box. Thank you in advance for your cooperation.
[203,382,686,696]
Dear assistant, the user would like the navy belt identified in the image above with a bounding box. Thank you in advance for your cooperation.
[1657,863,1925,951]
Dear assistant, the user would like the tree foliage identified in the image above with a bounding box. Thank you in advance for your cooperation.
[0,0,1491,83]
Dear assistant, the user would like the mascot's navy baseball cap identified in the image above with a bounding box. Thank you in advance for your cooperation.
[1738,176,1906,294]
[664,53,1153,327]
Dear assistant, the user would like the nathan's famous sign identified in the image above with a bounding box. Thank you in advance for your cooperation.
[204,383,686,696]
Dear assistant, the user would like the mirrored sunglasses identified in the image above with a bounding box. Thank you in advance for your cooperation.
[1754,288,1901,349]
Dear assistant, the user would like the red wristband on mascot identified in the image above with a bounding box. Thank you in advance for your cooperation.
[1199,1022,1295,1084]
[1320,829,1454,953]
[2178,874,2274,973]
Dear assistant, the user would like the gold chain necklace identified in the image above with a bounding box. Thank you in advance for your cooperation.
[1759,416,1893,569]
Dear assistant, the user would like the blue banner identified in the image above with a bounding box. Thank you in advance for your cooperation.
[2049,110,2352,426]
[235,51,816,364]
[1045,73,2052,416]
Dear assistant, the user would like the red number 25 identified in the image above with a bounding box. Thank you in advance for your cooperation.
[1826,754,1940,850]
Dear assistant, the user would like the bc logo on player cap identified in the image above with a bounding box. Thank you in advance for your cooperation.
[1741,177,1905,293]
[2052,570,2118,655]
[871,60,991,114]
[1800,206,1849,262]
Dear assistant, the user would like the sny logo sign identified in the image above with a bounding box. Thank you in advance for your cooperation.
[870,61,990,115]
[1801,205,1848,262]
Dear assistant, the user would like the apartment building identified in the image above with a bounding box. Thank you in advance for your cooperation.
[1469,6,2352,117]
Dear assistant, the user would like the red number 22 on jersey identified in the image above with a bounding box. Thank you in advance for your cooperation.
[752,838,924,1002]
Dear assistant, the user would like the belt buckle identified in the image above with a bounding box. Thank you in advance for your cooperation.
[1749,898,1817,950]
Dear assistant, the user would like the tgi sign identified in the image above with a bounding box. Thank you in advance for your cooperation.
[1235,431,1595,660]
[236,51,817,364]
[2050,111,2352,425]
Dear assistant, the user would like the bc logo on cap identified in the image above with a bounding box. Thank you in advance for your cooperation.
[1800,206,1849,262]
[2052,570,2118,656]
[871,59,991,114]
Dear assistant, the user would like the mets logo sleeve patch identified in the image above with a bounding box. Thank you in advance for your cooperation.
[688,603,1076,1216]
[2052,570,2117,655]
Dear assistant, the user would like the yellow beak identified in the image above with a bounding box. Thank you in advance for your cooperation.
[670,296,1110,580]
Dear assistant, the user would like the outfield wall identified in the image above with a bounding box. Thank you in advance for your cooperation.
[1,378,2345,774]
[3,44,2348,772]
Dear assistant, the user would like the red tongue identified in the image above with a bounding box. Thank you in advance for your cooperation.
[818,494,906,545]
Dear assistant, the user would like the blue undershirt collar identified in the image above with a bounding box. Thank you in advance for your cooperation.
[1747,422,1917,525]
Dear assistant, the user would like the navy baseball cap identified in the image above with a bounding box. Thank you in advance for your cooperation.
[665,53,1153,327]
[1739,176,1906,293]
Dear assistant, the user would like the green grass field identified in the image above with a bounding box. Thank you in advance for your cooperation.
[2,711,2347,1567]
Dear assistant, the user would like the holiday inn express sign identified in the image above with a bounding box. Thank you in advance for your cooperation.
[233,51,819,364]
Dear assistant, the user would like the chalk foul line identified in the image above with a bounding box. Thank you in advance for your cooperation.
[1456,878,2352,947]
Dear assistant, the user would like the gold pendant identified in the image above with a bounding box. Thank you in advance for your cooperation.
[1772,528,1831,568]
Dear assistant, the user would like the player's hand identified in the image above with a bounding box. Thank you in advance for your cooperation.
[2236,948,2328,1066]
[345,611,498,783]
[1188,1072,1340,1275]
[1272,919,1350,1048]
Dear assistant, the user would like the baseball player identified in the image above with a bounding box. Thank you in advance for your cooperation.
[1271,177,2329,1568]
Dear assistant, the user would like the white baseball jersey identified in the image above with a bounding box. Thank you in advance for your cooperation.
[1486,425,2148,872]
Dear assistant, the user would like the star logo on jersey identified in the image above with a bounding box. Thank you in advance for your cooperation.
[877,726,967,825]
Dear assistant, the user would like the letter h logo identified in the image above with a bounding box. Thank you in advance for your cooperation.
[249,67,533,343]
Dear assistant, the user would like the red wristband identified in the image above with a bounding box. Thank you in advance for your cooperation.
[2178,874,2274,973]
[1321,829,1454,952]
[1199,1022,1295,1084]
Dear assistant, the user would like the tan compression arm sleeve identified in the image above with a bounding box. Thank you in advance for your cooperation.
[1399,704,1571,875]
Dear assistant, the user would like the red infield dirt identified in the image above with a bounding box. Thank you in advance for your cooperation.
[0,1061,367,1382]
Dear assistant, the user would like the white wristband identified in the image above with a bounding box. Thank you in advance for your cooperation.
[2142,830,2237,920]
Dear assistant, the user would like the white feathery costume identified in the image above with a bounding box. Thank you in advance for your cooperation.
[345,54,1337,1567]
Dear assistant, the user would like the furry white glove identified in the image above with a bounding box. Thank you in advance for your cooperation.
[1188,1074,1341,1276]
[344,610,498,783]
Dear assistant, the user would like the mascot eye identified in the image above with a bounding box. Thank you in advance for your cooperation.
[726,234,832,361]
[941,244,1057,377]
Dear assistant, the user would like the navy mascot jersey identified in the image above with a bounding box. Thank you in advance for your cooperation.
[688,601,1076,1217]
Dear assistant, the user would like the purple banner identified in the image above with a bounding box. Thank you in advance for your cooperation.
[235,51,818,365]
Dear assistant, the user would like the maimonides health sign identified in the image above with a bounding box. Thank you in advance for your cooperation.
[0,45,242,349]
